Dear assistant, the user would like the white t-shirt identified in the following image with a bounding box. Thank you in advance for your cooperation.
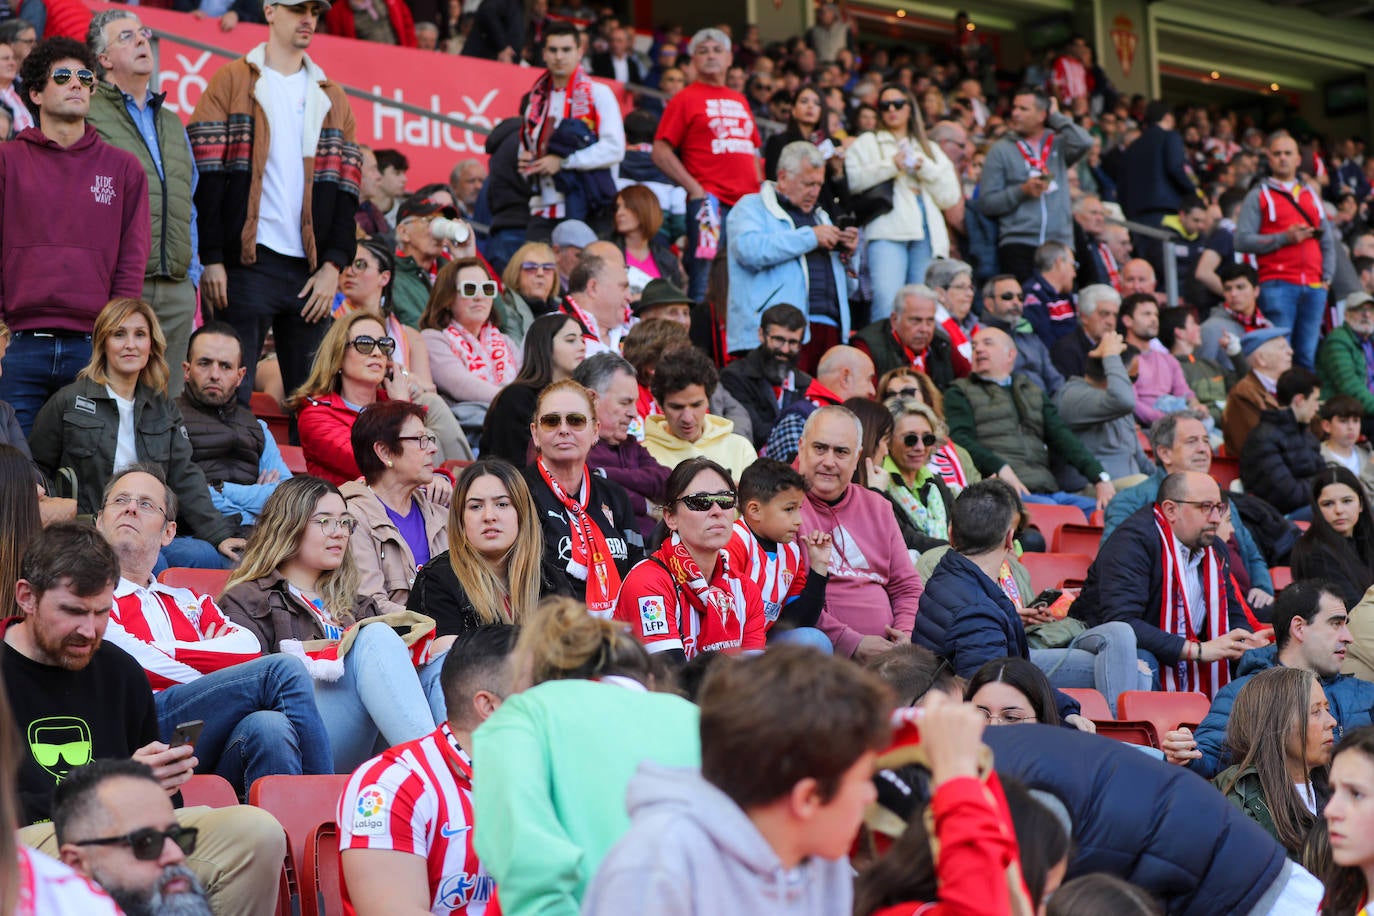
[108,386,138,471]
[256,67,310,258]
[17,846,121,915]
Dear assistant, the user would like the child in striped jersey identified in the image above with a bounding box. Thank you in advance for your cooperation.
[726,459,835,652]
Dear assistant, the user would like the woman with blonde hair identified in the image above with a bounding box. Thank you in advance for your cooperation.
[876,366,978,493]
[496,241,562,347]
[879,397,954,545]
[220,475,442,769]
[408,458,571,635]
[29,298,243,567]
[472,596,701,915]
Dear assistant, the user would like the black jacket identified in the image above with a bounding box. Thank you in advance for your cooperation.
[1240,408,1326,515]
[479,382,540,466]
[521,465,645,587]
[589,52,646,85]
[484,117,531,234]
[1291,533,1374,608]
[1050,324,1095,381]
[852,319,956,388]
[718,348,813,450]
[461,0,524,59]
[407,550,573,637]
[1119,124,1199,219]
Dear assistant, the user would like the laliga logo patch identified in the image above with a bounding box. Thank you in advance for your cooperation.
[352,786,388,835]
[638,596,669,636]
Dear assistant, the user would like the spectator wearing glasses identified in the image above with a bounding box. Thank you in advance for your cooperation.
[341,401,450,619]
[925,258,978,376]
[0,37,150,434]
[978,274,1064,396]
[479,313,586,467]
[719,303,812,451]
[390,195,459,328]
[495,241,561,348]
[853,284,956,387]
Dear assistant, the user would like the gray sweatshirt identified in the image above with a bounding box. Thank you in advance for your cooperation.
[582,764,855,916]
[1055,353,1153,480]
[975,110,1093,248]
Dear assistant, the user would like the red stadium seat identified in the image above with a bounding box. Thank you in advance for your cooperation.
[1211,455,1241,493]
[157,568,231,600]
[1094,720,1160,748]
[250,775,352,916]
[308,822,343,916]
[1088,509,1105,526]
[1052,523,1105,558]
[1118,691,1212,740]
[1024,504,1087,549]
[252,391,292,444]
[180,774,239,809]
[1060,687,1112,721]
[1270,566,1294,591]
[279,444,308,475]
[1020,552,1093,593]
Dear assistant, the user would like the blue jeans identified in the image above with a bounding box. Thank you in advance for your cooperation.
[1021,491,1096,521]
[0,331,92,435]
[767,626,834,654]
[155,537,232,576]
[866,236,934,323]
[156,655,333,794]
[1258,280,1326,369]
[312,623,438,772]
[685,198,732,302]
[418,650,450,724]
[1029,621,1150,716]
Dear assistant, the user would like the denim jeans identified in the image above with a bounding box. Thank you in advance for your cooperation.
[156,537,232,576]
[418,650,451,723]
[866,236,934,323]
[0,331,92,435]
[1257,280,1327,369]
[312,623,438,772]
[767,626,834,654]
[685,198,732,302]
[1029,621,1150,716]
[224,247,333,406]
[155,654,333,794]
[1021,490,1096,521]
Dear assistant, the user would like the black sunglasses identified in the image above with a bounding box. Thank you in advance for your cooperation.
[348,335,396,356]
[71,825,199,861]
[676,491,736,512]
[879,99,908,111]
[51,67,95,88]
[997,292,1024,301]
[902,432,938,449]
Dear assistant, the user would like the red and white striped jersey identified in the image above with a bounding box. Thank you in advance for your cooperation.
[724,520,806,628]
[107,578,262,691]
[17,846,121,915]
[338,723,498,916]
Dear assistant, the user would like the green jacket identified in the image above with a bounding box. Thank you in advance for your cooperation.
[1317,324,1374,415]
[946,373,1104,493]
[389,254,434,328]
[1212,764,1317,861]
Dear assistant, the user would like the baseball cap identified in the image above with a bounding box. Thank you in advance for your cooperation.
[1345,292,1374,312]
[1239,326,1291,360]
[551,219,597,250]
[264,0,333,11]
[397,195,458,222]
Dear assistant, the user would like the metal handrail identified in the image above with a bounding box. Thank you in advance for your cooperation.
[1120,219,1180,308]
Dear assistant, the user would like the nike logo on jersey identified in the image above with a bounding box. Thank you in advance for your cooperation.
[440,823,472,838]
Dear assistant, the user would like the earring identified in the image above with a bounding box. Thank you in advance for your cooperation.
[386,460,393,468]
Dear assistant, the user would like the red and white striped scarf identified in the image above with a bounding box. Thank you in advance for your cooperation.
[931,442,969,492]
[538,458,621,615]
[442,321,516,387]
[1154,505,1232,698]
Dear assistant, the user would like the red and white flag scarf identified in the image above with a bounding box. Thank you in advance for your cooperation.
[520,65,600,158]
[442,321,516,387]
[538,458,621,614]
[1154,505,1232,698]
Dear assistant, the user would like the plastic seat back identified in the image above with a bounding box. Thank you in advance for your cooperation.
[1024,503,1087,549]
[1053,523,1105,558]
[1059,687,1112,721]
[1118,690,1212,740]
[157,567,231,600]
[1020,552,1093,593]
[180,774,239,809]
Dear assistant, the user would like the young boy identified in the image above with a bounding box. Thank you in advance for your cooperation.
[725,458,833,651]
[1319,395,1374,502]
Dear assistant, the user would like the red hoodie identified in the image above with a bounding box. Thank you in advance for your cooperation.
[0,125,150,332]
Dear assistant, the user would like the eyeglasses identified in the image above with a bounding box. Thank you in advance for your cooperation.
[348,258,378,272]
[310,515,358,534]
[947,281,975,292]
[104,494,167,518]
[879,99,909,111]
[902,432,938,449]
[765,333,803,350]
[71,825,199,861]
[397,434,438,450]
[113,26,154,45]
[538,412,588,431]
[520,262,556,273]
[459,280,499,298]
[887,387,921,399]
[996,292,1024,301]
[978,709,1035,725]
[1173,499,1226,517]
[347,335,396,356]
[51,67,95,88]
[676,491,736,512]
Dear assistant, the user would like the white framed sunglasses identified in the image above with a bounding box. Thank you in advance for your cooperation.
[459,280,498,298]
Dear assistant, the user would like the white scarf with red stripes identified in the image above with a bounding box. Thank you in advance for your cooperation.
[1154,505,1232,698]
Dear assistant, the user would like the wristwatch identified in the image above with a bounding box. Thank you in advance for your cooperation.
[1098,472,1111,484]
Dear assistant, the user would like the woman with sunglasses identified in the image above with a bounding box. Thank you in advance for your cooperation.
[613,185,686,294]
[1292,467,1374,607]
[615,457,766,663]
[844,84,960,323]
[221,476,441,770]
[878,398,954,547]
[420,257,520,439]
[523,380,643,616]
[496,241,562,348]
[876,367,979,494]
[480,314,587,466]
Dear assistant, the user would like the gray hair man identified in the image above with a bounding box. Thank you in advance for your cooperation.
[853,283,955,386]
[1052,283,1121,379]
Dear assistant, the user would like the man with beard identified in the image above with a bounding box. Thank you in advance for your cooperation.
[719,303,813,450]
[176,323,292,525]
[54,759,214,916]
[5,523,286,914]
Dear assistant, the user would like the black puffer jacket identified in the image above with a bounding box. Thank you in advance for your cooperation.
[1239,407,1325,515]
[485,117,531,234]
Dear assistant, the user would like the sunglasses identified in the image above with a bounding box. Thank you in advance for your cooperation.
[888,387,921,399]
[538,412,588,430]
[72,825,199,861]
[879,99,908,111]
[997,292,1024,301]
[459,280,499,298]
[51,67,95,88]
[902,432,938,449]
[676,491,736,512]
[348,335,396,356]
[520,261,556,273]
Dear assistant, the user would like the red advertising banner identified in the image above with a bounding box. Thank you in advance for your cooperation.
[87,2,622,184]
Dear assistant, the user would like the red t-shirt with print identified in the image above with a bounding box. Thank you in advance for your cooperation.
[654,81,762,206]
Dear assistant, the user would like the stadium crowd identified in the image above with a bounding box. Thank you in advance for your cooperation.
[9,0,1374,913]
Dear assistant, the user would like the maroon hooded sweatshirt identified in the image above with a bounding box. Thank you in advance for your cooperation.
[0,125,150,333]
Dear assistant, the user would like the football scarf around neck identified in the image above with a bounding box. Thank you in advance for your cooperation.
[658,532,741,643]
[521,65,599,158]
[442,321,515,386]
[1153,505,1232,698]
[539,457,621,614]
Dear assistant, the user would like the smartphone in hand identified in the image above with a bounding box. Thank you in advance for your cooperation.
[171,720,204,749]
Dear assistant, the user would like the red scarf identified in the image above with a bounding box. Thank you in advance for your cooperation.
[1015,133,1054,174]
[559,296,602,345]
[1224,304,1271,334]
[1096,242,1121,291]
[892,326,927,372]
[932,442,969,491]
[538,458,621,615]
[658,533,745,659]
[521,65,600,158]
[442,321,516,387]
[1153,506,1233,698]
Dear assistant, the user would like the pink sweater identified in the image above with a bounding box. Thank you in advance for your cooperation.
[800,484,923,657]
[1132,348,1196,425]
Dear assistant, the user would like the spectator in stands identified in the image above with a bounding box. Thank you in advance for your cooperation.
[719,303,812,451]
[29,298,245,569]
[177,323,293,525]
[977,274,1064,395]
[1177,579,1371,780]
[494,241,560,347]
[727,141,856,366]
[367,148,408,229]
[761,86,849,218]
[1200,262,1267,375]
[877,398,952,548]
[388,195,455,328]
[1161,306,1228,425]
[550,218,595,289]
[341,401,448,618]
[589,25,644,84]
[1236,133,1336,370]
[797,405,922,659]
[1321,396,1374,501]
[449,159,486,221]
[845,84,960,322]
[1056,332,1152,484]
[523,380,643,615]
[480,119,531,271]
[575,352,669,539]
[96,464,333,794]
[615,457,765,660]
[1317,292,1374,435]
[5,523,286,914]
[1119,101,1199,234]
[946,327,1114,516]
[763,345,874,463]
[480,314,584,467]
[558,242,632,356]
[0,19,37,71]
[1320,728,1374,913]
[220,476,443,768]
[1222,326,1293,456]
[0,37,150,433]
[614,186,685,294]
[1073,471,1266,696]
[652,28,762,300]
[473,596,700,913]
[976,88,1091,281]
[1021,240,1078,349]
[1073,194,1119,289]
[1119,293,1205,426]
[1051,283,1120,380]
[87,12,198,396]
[644,346,757,481]
[853,284,955,387]
[354,150,390,236]
[1119,258,1160,300]
[925,258,977,375]
[631,279,693,328]
[189,0,360,405]
[519,23,625,236]
[1241,366,1325,519]
[586,646,889,915]
[460,0,523,61]
[964,656,1068,728]
[1158,199,1211,305]
[1213,666,1335,857]
[1291,468,1374,607]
